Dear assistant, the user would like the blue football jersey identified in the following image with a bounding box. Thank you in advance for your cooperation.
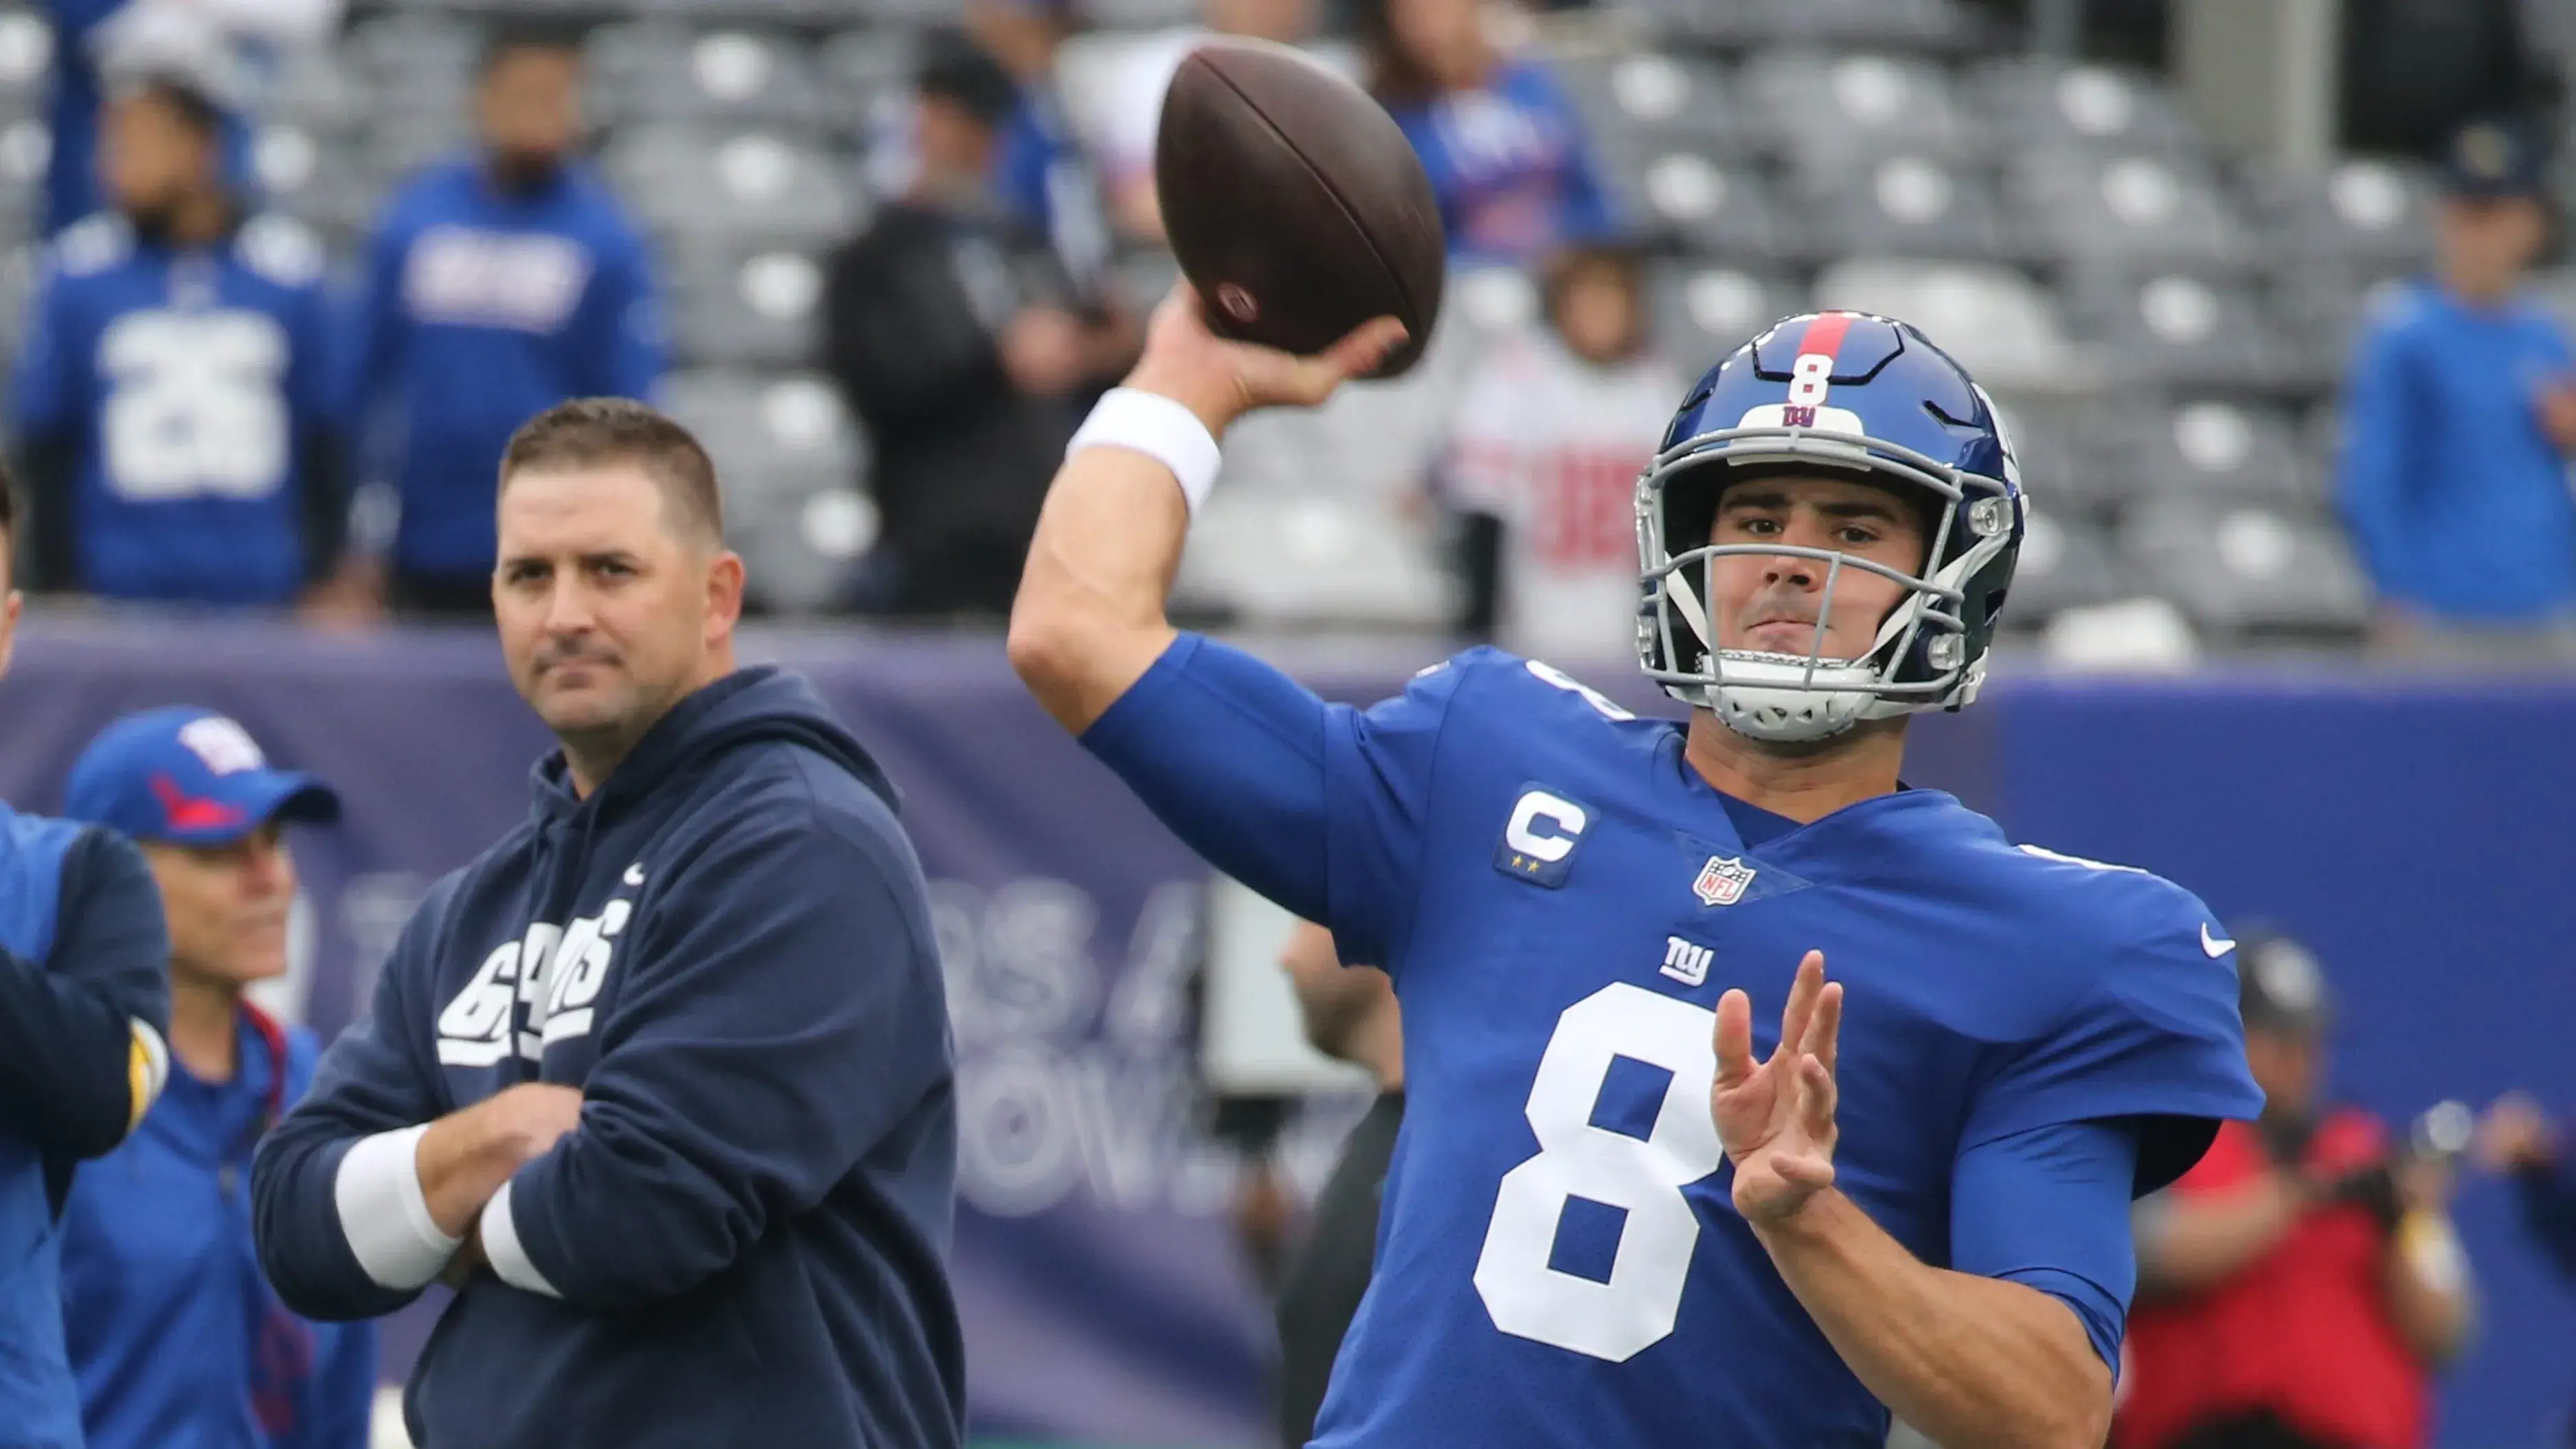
[1087,642,2259,1449]
[12,214,337,605]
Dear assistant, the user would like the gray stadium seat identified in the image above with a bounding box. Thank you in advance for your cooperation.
[0,12,52,124]
[1970,60,2202,159]
[816,29,920,141]
[0,117,46,242]
[347,14,482,102]
[1109,246,1184,314]
[666,242,828,368]
[1617,144,1803,262]
[1739,52,1988,166]
[1557,53,1744,164]
[1617,0,1974,53]
[2125,497,2370,635]
[603,126,866,249]
[261,49,363,137]
[1647,261,1799,372]
[587,25,825,133]
[1811,260,2090,394]
[1788,155,2011,262]
[253,123,376,248]
[1986,393,2138,518]
[2010,150,2257,271]
[2121,400,2312,504]
[2002,508,2125,622]
[2273,267,2409,390]
[2239,157,2435,281]
[1175,491,1456,629]
[663,372,871,614]
[2061,268,2306,394]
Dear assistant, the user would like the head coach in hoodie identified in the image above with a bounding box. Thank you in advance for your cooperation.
[249,398,962,1449]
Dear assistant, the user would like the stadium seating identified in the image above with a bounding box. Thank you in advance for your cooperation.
[0,0,2403,643]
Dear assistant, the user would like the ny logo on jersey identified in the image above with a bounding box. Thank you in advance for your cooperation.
[1692,855,1756,907]
[434,864,646,1066]
[1495,787,1590,888]
[1659,936,1713,987]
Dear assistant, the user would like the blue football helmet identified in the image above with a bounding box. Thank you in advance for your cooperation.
[1636,311,2026,743]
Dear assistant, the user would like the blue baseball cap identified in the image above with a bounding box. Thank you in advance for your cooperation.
[2440,117,2551,200]
[65,708,340,846]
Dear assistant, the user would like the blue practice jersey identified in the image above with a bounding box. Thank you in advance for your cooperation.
[12,214,339,605]
[1083,641,2260,1449]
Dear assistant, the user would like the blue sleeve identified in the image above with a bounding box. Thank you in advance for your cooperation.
[2512,1155,2576,1282]
[2334,314,2421,604]
[1951,1119,2142,1375]
[501,816,948,1309]
[12,265,82,443]
[289,279,339,436]
[251,879,457,1323]
[990,100,1057,232]
[573,220,664,403]
[341,212,408,433]
[1078,635,1471,974]
[0,828,168,1162]
[39,0,124,38]
[1963,893,2261,1196]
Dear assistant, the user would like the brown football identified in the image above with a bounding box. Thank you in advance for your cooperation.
[1153,38,1447,379]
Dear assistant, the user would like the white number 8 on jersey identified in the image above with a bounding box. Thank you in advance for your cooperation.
[1473,983,1725,1361]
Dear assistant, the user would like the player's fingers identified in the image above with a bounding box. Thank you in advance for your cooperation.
[1713,988,1756,1088]
[1290,317,1409,400]
[1775,950,1824,1066]
[1805,980,1843,1079]
[1798,1053,1838,1136]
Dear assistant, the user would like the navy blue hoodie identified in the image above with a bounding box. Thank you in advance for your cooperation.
[251,669,962,1449]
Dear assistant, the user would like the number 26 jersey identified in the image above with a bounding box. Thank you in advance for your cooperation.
[1083,640,2261,1449]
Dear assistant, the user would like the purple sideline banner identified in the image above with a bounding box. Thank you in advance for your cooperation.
[0,616,2571,1448]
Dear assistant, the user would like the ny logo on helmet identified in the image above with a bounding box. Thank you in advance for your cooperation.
[1693,855,1757,907]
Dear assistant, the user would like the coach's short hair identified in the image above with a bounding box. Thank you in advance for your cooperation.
[500,398,725,546]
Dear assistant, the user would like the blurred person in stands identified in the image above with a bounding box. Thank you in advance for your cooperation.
[11,54,359,614]
[1359,0,1616,267]
[38,0,344,238]
[968,0,1116,298]
[1087,0,1329,244]
[2116,928,2472,1449]
[1447,242,1684,662]
[2337,117,2576,662]
[2473,1093,2576,1287]
[1271,921,1401,1449]
[0,465,174,1449]
[349,21,664,619]
[57,708,373,1449]
[824,30,1133,620]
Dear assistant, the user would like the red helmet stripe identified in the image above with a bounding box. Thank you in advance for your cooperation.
[1797,311,1856,370]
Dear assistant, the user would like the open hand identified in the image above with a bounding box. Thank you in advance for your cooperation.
[1124,284,1407,437]
[1712,950,1843,1224]
[2476,1092,2559,1173]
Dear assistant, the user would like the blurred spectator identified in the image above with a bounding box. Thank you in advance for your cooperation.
[2336,117,2576,661]
[2474,1093,2576,1284]
[39,0,344,237]
[824,31,1133,620]
[348,21,663,619]
[1270,921,1400,1449]
[10,60,354,612]
[1087,0,1329,244]
[1447,243,1682,661]
[969,0,1116,298]
[1359,0,1616,267]
[58,707,373,1449]
[2116,930,2472,1449]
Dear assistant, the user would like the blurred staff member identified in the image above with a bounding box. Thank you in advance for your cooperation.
[1359,0,1616,267]
[11,56,357,613]
[1272,922,1401,1449]
[966,0,1114,297]
[2336,117,2576,661]
[38,0,345,238]
[0,467,174,1449]
[1445,242,1684,662]
[349,21,664,618]
[2116,930,2473,1449]
[2474,1093,2576,1283]
[58,708,374,1449]
[824,30,1133,620]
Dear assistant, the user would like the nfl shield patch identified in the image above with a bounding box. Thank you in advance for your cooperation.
[1693,855,1756,907]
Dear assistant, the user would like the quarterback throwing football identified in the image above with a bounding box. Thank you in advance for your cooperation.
[1010,293,2259,1449]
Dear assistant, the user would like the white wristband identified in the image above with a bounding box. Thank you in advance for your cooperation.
[1068,387,1223,515]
